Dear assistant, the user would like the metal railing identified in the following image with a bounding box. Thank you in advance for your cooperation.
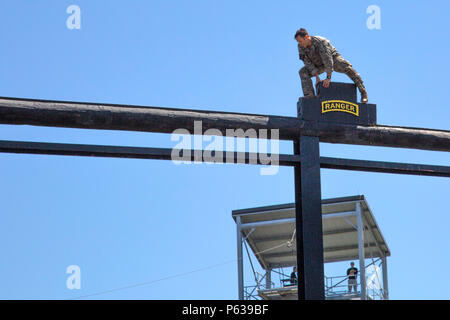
[325,275,360,298]
[325,274,386,300]
[366,283,385,300]
[245,274,386,300]
[244,284,264,300]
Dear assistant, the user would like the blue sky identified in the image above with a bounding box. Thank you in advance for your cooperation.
[0,0,449,300]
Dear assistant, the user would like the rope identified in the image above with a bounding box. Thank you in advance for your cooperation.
[68,229,296,300]
[244,240,261,288]
[68,258,238,300]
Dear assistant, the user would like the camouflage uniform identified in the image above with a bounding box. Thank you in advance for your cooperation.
[298,36,367,99]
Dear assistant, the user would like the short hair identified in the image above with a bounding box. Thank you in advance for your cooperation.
[294,28,308,39]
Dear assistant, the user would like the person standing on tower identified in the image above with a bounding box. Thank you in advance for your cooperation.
[347,262,359,293]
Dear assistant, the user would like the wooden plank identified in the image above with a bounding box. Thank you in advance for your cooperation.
[320,156,450,177]
[0,140,299,166]
[0,140,449,177]
[0,97,449,152]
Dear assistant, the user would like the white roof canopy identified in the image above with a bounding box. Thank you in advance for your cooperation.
[232,195,390,269]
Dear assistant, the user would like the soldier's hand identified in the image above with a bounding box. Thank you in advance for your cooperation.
[323,79,331,88]
[315,76,321,88]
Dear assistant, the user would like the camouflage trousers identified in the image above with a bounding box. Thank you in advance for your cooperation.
[299,55,366,97]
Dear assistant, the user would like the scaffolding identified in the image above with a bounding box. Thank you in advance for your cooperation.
[232,195,390,300]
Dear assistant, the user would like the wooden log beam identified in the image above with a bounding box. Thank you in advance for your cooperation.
[319,156,450,177]
[0,97,449,152]
[0,139,301,167]
[1,140,449,177]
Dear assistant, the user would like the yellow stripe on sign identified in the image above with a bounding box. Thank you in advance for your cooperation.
[321,100,359,117]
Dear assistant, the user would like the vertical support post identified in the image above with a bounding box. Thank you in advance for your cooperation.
[265,269,272,289]
[356,202,366,300]
[236,215,244,300]
[294,135,325,300]
[382,256,389,300]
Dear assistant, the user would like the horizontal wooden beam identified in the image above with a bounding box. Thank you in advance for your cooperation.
[320,156,450,177]
[0,96,449,152]
[0,139,300,166]
[0,140,448,177]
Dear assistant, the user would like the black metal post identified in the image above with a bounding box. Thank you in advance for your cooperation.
[294,135,325,300]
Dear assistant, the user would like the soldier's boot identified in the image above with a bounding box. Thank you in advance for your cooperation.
[345,68,368,103]
[358,83,368,103]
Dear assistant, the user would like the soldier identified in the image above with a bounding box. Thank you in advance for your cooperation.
[295,28,368,103]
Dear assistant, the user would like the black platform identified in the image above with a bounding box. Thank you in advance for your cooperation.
[297,82,376,126]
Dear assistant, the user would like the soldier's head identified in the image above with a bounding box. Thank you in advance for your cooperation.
[294,28,311,48]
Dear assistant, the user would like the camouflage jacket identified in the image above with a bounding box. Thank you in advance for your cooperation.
[298,35,339,76]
